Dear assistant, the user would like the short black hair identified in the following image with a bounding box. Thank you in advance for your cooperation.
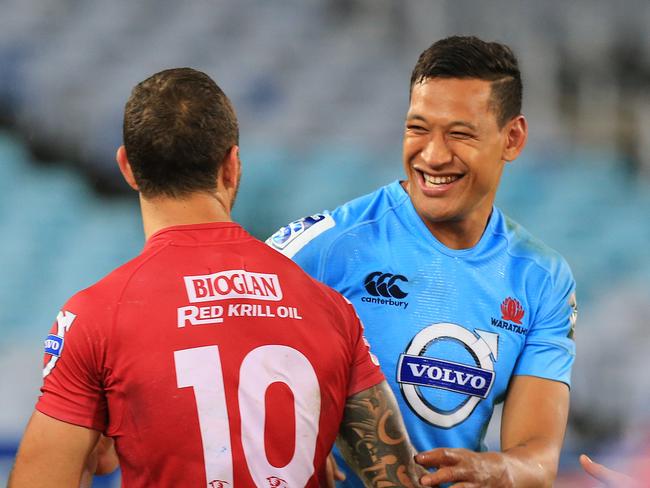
[410,36,522,127]
[123,67,239,198]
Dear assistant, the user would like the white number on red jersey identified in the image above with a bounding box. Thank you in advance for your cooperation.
[174,345,321,487]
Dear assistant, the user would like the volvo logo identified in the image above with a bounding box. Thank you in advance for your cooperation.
[397,323,499,428]
[364,271,408,299]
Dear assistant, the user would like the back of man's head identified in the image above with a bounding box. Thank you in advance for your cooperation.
[410,36,522,127]
[123,67,239,198]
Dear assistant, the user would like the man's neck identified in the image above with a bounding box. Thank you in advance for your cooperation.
[399,180,493,250]
[417,200,494,250]
[140,191,232,239]
[424,216,490,250]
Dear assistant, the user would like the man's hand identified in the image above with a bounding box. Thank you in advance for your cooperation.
[81,435,119,487]
[579,454,641,487]
[325,452,346,488]
[416,376,569,488]
[91,436,119,475]
[416,448,512,487]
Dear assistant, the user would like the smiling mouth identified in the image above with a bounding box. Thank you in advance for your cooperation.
[420,171,463,188]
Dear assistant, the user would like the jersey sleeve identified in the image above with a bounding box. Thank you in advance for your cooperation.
[36,290,108,432]
[513,258,577,386]
[338,297,385,396]
[265,213,336,280]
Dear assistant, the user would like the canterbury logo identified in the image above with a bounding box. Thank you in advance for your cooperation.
[364,271,408,299]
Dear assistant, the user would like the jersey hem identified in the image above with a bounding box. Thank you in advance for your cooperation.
[35,403,106,433]
[346,373,385,397]
[511,372,572,389]
[523,338,575,355]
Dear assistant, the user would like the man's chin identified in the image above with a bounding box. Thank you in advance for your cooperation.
[414,207,458,226]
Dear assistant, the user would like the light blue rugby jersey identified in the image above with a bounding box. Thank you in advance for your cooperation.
[267,181,577,485]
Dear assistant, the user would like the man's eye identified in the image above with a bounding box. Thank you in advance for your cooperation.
[406,125,426,132]
[450,131,472,139]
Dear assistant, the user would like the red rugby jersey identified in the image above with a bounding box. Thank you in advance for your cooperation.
[36,223,384,487]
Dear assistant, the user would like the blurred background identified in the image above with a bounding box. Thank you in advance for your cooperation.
[1,0,649,485]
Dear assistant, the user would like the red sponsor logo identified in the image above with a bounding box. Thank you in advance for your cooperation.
[501,297,524,324]
[208,481,229,488]
[266,477,288,488]
[184,270,283,303]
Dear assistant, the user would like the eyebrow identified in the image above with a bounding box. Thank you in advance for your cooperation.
[406,114,427,122]
[406,114,479,132]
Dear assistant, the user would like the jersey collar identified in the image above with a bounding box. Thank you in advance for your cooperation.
[144,222,252,250]
[385,180,502,258]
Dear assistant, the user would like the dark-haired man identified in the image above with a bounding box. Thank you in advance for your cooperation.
[9,68,425,487]
[268,36,577,487]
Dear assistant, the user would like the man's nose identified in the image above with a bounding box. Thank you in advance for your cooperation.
[420,133,452,166]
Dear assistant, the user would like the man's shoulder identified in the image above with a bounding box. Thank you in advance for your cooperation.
[63,247,163,314]
[496,210,573,280]
[266,181,405,260]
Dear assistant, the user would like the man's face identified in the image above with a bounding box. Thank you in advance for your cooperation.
[403,78,516,233]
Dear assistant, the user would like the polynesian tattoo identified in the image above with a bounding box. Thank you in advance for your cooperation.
[337,381,426,487]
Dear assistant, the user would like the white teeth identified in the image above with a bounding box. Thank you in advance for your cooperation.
[423,174,460,186]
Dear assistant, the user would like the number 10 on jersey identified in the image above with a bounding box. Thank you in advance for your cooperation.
[174,344,321,487]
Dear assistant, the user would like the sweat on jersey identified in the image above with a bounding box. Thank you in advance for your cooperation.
[267,180,577,487]
[37,222,384,487]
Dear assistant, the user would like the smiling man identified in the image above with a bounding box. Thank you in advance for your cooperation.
[267,36,577,487]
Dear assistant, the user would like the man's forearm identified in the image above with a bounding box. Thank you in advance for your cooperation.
[416,433,563,487]
[337,381,425,487]
[499,377,569,488]
[501,436,561,488]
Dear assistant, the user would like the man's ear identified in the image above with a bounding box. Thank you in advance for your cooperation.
[116,146,139,191]
[219,145,241,192]
[502,115,528,163]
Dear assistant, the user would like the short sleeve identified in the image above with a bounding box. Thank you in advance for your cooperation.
[513,259,577,386]
[36,291,108,432]
[340,299,385,396]
[265,213,336,281]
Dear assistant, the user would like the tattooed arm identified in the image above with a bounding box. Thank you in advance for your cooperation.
[336,380,427,487]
